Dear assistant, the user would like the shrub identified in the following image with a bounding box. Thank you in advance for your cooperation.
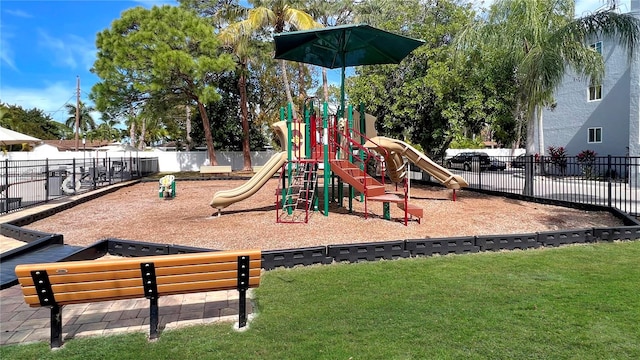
[547,146,568,174]
[577,149,597,179]
[577,149,597,164]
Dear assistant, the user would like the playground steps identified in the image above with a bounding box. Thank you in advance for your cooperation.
[368,193,424,223]
[397,202,423,222]
[329,159,385,197]
[311,148,336,160]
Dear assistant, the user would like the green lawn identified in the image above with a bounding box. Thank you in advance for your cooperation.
[3,241,639,359]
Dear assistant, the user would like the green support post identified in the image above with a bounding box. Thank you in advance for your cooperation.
[286,103,293,215]
[383,202,391,220]
[323,102,329,216]
[304,101,311,160]
[359,103,366,202]
[347,105,354,213]
[280,107,286,208]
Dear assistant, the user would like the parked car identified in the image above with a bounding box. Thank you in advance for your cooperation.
[511,154,527,169]
[488,157,506,171]
[446,152,491,171]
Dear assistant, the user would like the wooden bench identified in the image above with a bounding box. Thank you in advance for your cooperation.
[15,249,262,348]
[199,165,232,176]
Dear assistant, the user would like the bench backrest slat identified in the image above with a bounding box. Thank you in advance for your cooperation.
[16,250,261,307]
[22,267,261,297]
[16,260,261,287]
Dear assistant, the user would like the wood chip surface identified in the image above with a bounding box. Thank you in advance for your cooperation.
[24,179,623,251]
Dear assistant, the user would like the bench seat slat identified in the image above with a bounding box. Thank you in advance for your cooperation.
[16,260,261,287]
[22,276,260,307]
[14,250,261,278]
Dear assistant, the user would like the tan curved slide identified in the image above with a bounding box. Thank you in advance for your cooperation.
[210,152,287,212]
[364,137,468,190]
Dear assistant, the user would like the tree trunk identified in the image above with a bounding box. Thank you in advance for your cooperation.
[536,105,545,156]
[129,122,136,148]
[186,106,192,151]
[523,109,538,196]
[129,107,136,148]
[298,63,306,105]
[138,117,146,150]
[239,71,252,171]
[197,100,218,165]
[322,67,329,102]
[280,59,297,118]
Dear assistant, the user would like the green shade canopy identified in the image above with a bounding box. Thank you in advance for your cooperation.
[274,24,424,113]
[274,24,425,69]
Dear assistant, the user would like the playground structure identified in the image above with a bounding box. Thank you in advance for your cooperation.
[210,99,468,225]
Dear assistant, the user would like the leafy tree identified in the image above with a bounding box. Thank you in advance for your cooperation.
[457,0,640,156]
[242,0,321,117]
[92,5,236,165]
[305,0,355,102]
[0,102,69,140]
[65,101,97,149]
[89,112,122,142]
[347,0,484,158]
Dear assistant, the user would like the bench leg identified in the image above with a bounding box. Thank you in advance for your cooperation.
[149,297,159,340]
[51,305,63,348]
[238,288,247,328]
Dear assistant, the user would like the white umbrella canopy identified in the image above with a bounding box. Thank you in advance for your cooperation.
[95,142,139,152]
[0,126,42,146]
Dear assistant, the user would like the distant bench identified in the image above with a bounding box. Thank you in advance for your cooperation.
[15,249,262,348]
[199,165,232,176]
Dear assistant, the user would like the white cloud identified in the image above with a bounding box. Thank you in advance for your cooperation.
[4,9,33,18]
[132,0,178,7]
[37,30,96,71]
[0,36,17,71]
[467,0,631,16]
[0,82,79,123]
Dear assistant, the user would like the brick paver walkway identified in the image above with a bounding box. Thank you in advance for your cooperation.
[0,182,255,346]
[0,285,254,346]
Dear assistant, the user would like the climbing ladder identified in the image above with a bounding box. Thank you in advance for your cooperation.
[277,161,318,223]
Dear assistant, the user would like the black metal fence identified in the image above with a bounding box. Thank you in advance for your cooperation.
[435,154,640,216]
[0,156,159,214]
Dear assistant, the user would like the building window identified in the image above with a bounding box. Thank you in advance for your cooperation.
[590,41,602,55]
[589,85,602,101]
[588,127,602,143]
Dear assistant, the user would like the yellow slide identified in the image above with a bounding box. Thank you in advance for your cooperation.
[210,152,287,214]
[364,137,468,190]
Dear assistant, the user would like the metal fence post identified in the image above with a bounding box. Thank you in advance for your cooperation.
[45,159,50,201]
[3,159,8,213]
[607,155,612,208]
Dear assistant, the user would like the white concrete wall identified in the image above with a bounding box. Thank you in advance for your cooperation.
[2,150,279,173]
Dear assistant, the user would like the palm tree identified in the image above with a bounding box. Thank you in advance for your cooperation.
[235,0,320,118]
[65,101,97,150]
[219,24,255,170]
[90,112,121,142]
[459,0,639,157]
[457,0,639,195]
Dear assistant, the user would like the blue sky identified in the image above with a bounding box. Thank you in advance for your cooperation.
[0,0,629,124]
